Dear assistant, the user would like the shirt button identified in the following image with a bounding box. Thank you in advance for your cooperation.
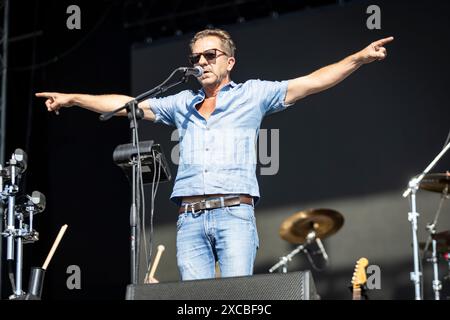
[206,127,210,131]
[205,148,209,151]
[204,169,208,173]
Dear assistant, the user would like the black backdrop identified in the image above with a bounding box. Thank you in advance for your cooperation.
[3,0,450,300]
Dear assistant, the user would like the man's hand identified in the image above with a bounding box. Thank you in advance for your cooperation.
[356,36,394,64]
[35,92,156,120]
[35,92,74,113]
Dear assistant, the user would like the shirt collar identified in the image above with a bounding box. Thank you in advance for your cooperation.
[197,81,237,97]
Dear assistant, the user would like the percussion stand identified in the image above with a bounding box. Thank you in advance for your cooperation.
[1,151,32,298]
[269,231,317,273]
[422,186,448,300]
[403,141,450,300]
[426,224,442,300]
[3,155,21,297]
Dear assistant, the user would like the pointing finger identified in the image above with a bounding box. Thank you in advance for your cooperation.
[374,36,394,48]
[35,92,55,98]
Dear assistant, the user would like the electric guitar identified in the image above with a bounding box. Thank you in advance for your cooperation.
[351,257,369,300]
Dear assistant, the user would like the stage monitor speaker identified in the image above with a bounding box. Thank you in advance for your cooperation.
[126,271,319,300]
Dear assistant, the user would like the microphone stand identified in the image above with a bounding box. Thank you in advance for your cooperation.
[269,231,317,273]
[402,140,450,300]
[100,68,189,285]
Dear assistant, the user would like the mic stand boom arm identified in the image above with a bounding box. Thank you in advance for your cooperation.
[100,68,188,122]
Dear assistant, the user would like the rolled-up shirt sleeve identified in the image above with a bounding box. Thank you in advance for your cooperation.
[148,93,182,126]
[251,79,293,116]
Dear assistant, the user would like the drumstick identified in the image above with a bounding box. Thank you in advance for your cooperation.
[145,245,165,282]
[42,224,68,270]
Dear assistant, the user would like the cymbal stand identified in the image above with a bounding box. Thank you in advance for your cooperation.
[269,231,317,273]
[431,237,442,300]
[423,186,448,300]
[426,224,442,300]
[403,141,450,300]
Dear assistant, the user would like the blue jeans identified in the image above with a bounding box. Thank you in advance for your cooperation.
[176,203,259,280]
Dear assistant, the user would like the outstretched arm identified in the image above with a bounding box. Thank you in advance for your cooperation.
[35,92,156,121]
[285,36,394,105]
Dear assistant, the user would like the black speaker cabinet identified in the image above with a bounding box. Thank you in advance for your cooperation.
[126,271,319,300]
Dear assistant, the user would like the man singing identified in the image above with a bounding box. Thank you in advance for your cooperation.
[36,28,393,281]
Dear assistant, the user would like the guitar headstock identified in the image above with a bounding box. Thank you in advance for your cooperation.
[351,257,369,290]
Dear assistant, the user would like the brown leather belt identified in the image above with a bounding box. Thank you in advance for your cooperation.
[179,194,253,214]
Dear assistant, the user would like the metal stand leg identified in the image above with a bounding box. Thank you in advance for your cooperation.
[408,189,422,300]
[269,244,307,274]
[422,187,447,300]
[14,220,23,297]
[431,239,442,300]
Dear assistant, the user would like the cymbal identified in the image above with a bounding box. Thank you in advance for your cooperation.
[279,208,344,244]
[419,172,450,193]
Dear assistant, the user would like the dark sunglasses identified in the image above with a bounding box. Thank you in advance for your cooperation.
[189,48,228,65]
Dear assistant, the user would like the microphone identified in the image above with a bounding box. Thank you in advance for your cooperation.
[178,66,203,77]
[315,238,329,262]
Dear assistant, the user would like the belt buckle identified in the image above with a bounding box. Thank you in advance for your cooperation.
[183,203,191,214]
[201,199,211,209]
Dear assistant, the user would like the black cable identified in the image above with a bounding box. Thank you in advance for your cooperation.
[143,148,162,277]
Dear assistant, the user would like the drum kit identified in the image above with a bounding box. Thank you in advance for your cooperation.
[270,172,450,300]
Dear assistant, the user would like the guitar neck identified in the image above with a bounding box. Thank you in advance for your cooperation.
[352,287,361,300]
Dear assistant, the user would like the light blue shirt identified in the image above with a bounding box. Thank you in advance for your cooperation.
[149,79,291,205]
